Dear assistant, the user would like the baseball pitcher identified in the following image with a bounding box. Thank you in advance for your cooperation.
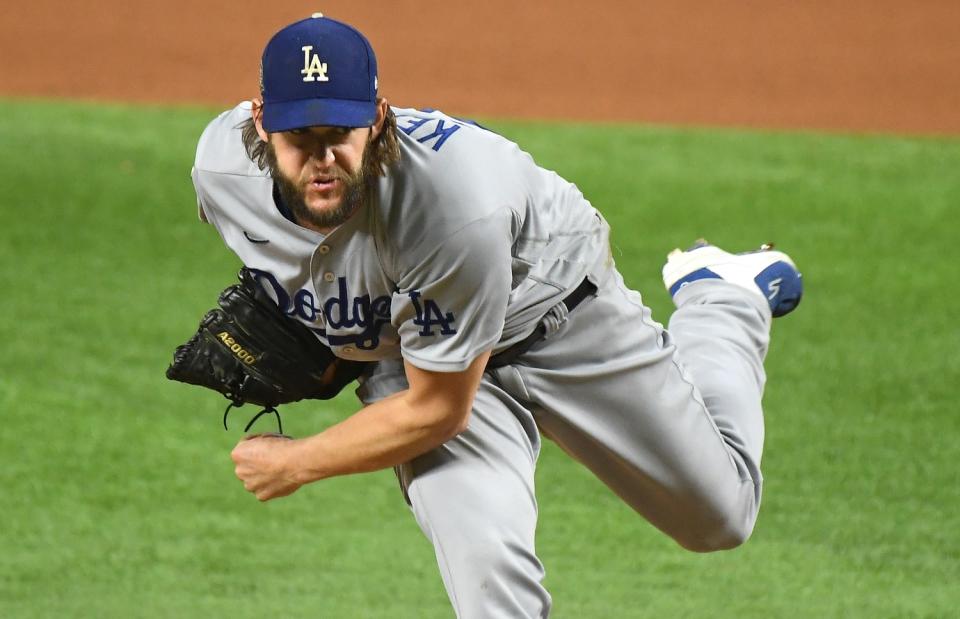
[172,13,803,618]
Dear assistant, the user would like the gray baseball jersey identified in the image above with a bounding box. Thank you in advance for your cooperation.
[192,102,776,618]
[192,102,609,372]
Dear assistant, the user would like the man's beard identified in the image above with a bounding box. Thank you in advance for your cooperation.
[265,144,371,231]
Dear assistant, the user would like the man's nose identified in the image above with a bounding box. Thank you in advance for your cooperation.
[309,144,335,165]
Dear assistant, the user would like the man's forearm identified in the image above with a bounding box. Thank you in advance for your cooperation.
[285,353,490,484]
[230,353,489,500]
[286,390,467,484]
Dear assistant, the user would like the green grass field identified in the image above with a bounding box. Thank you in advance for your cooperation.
[1,98,958,618]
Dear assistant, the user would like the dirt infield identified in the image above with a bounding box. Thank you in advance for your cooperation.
[3,1,958,134]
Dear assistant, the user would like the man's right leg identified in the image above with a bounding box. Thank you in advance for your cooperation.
[360,363,550,619]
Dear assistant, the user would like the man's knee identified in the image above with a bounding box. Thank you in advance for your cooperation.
[669,489,759,553]
[674,515,755,553]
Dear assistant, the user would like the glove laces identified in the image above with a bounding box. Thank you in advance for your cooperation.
[222,400,284,435]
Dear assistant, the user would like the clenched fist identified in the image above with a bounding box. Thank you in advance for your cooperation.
[231,433,303,501]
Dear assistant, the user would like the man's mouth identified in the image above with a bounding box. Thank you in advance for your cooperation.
[307,176,340,191]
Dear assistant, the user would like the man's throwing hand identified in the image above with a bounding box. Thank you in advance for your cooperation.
[231,434,302,501]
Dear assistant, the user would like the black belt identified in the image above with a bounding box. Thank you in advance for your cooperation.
[486,277,597,370]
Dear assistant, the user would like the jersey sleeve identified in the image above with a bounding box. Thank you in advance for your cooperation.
[191,166,213,224]
[390,209,514,373]
[190,102,260,234]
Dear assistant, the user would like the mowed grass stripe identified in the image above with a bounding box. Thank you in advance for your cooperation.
[1,98,957,618]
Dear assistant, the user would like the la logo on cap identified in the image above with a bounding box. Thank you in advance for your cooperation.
[301,46,330,82]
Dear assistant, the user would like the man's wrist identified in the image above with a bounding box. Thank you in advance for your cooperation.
[285,437,326,485]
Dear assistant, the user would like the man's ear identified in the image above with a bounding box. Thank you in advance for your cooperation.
[370,98,389,140]
[251,98,269,142]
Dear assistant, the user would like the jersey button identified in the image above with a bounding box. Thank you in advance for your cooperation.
[343,346,355,354]
[323,272,336,282]
[318,245,330,254]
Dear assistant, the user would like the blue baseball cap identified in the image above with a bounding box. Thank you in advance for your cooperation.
[260,13,378,132]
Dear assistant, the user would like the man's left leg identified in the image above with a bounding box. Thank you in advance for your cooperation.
[489,244,800,552]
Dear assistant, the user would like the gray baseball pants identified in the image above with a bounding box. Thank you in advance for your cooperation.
[358,262,772,618]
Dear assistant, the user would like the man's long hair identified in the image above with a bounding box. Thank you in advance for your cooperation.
[239,102,400,177]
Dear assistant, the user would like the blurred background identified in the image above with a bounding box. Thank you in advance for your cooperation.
[2,0,959,133]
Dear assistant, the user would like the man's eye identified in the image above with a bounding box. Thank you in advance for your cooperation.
[289,128,308,136]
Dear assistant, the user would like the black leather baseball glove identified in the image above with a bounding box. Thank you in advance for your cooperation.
[166,267,368,432]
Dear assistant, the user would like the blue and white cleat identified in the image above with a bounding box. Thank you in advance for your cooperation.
[662,240,803,317]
